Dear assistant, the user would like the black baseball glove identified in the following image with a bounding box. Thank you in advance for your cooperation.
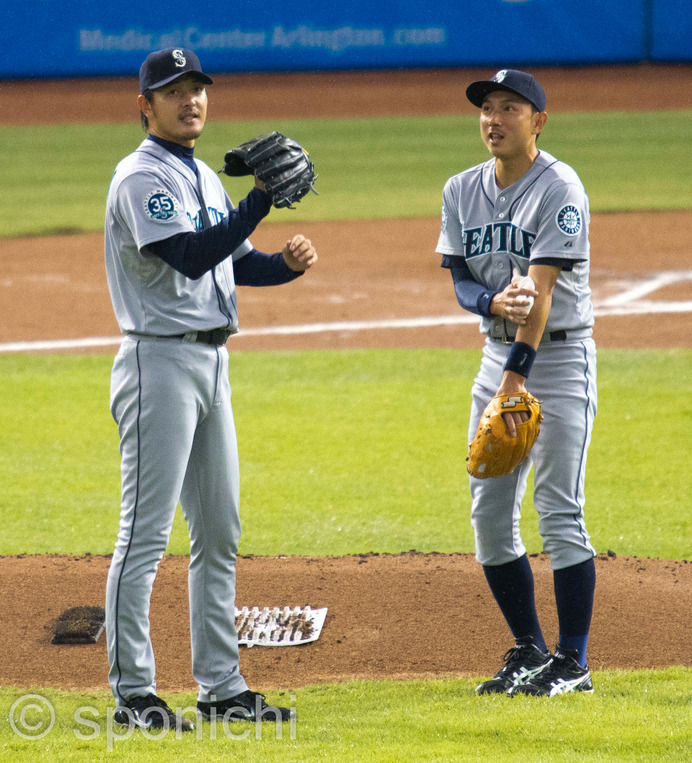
[220,131,318,209]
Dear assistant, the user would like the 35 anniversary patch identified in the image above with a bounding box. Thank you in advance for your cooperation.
[144,190,180,221]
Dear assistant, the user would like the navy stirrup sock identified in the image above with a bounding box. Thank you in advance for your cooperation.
[553,557,596,667]
[482,554,547,653]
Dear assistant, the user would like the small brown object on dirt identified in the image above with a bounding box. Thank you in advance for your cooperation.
[51,605,105,645]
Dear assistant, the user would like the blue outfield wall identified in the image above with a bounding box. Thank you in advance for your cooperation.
[651,0,692,61]
[4,0,691,80]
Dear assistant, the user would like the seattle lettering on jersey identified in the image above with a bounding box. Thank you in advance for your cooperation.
[187,206,226,231]
[463,222,536,260]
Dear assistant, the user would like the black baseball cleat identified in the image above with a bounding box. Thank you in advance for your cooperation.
[113,693,195,732]
[508,645,594,697]
[476,637,552,695]
[197,690,292,722]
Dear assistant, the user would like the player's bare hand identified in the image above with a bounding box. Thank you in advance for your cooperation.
[502,407,531,437]
[490,278,539,325]
[282,235,317,272]
[254,175,266,192]
[496,374,531,437]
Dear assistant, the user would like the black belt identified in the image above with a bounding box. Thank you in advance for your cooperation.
[127,329,233,346]
[169,329,233,346]
[182,328,232,346]
[490,329,568,345]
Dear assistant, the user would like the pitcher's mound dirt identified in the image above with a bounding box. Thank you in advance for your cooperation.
[1,552,690,692]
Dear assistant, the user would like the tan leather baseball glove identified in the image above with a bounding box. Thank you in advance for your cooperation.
[467,392,543,479]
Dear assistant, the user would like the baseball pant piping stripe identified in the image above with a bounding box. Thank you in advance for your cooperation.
[572,341,594,548]
[112,340,143,703]
[211,346,220,404]
[511,463,531,558]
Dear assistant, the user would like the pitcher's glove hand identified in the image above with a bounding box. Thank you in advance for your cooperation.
[221,131,318,209]
[467,393,543,479]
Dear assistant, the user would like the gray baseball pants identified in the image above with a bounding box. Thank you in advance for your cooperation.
[106,335,248,704]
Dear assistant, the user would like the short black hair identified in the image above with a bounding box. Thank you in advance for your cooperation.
[532,104,543,142]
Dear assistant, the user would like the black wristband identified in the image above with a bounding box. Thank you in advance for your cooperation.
[504,341,537,378]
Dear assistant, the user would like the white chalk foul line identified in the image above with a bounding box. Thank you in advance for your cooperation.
[0,336,127,353]
[1,301,691,353]
[598,270,692,307]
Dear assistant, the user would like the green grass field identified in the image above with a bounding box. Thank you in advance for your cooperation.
[0,348,690,558]
[1,103,690,759]
[1,670,690,761]
[1,110,691,237]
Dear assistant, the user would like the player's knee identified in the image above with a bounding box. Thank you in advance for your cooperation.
[541,534,594,569]
[473,527,525,566]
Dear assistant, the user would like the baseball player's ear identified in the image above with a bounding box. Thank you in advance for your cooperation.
[533,111,548,135]
[137,94,153,117]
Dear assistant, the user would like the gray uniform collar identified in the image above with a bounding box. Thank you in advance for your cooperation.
[136,139,198,185]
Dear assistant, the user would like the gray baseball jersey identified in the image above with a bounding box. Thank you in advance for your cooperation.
[436,150,593,339]
[437,149,597,570]
[105,139,252,336]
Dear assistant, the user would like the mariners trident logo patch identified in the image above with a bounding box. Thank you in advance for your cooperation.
[556,205,581,236]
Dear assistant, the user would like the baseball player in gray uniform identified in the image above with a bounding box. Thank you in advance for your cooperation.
[436,69,597,697]
[104,48,317,731]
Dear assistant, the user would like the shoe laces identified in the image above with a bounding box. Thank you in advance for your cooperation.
[129,694,173,715]
[234,690,267,709]
[534,652,576,682]
[502,643,534,670]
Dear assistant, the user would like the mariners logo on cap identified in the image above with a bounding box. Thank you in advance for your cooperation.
[145,190,180,221]
[556,205,581,236]
[172,49,186,68]
[494,70,508,83]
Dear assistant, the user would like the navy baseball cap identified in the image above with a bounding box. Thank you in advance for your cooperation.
[466,69,546,112]
[139,48,213,93]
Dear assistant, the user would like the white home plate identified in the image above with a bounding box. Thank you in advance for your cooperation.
[235,606,328,647]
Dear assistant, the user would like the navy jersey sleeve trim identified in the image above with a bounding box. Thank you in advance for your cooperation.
[532,257,580,271]
[441,254,471,275]
[142,187,272,279]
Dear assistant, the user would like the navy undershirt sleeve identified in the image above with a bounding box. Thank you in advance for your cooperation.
[442,254,578,315]
[142,187,272,279]
[451,269,497,318]
[441,257,496,318]
[233,250,303,286]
